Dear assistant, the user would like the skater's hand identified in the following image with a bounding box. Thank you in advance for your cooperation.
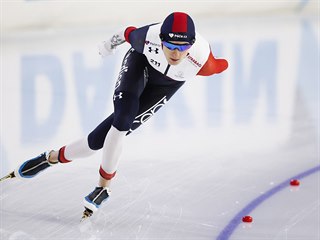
[98,40,115,56]
[98,33,125,57]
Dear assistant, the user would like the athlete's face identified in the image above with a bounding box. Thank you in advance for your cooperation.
[162,41,191,65]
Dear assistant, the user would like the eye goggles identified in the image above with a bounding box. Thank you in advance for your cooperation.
[162,41,192,52]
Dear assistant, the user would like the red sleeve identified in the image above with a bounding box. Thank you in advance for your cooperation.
[124,26,137,43]
[197,51,228,76]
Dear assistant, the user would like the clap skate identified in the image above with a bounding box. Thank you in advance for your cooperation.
[0,171,16,182]
[0,151,56,182]
[81,186,111,221]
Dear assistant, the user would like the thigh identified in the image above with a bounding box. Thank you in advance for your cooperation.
[87,49,148,146]
[128,81,185,133]
[114,48,148,97]
[112,48,149,131]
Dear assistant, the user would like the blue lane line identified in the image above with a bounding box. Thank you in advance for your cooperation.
[216,164,320,240]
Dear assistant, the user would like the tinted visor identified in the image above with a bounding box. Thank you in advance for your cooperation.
[162,41,192,52]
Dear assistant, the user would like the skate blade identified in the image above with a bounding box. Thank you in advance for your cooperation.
[0,171,15,182]
[80,209,93,222]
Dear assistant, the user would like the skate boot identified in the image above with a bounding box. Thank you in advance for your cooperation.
[81,186,111,221]
[14,151,57,179]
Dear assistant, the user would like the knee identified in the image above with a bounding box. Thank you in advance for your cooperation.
[88,132,104,150]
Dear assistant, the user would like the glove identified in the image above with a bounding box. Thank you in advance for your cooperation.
[98,31,126,57]
[98,41,115,57]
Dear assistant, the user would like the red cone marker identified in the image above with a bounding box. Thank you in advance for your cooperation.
[242,216,253,223]
[290,179,300,186]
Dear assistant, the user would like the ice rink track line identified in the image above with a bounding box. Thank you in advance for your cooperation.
[216,164,320,240]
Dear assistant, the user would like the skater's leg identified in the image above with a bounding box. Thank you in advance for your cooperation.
[48,113,115,164]
[95,49,146,185]
[99,126,127,187]
[83,49,146,215]
[82,49,184,217]
[128,82,185,133]
[98,92,140,183]
[88,113,114,150]
[47,138,96,164]
[10,129,102,179]
[84,92,139,213]
[88,84,184,209]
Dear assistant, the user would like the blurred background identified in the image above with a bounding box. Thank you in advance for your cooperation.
[1,1,319,240]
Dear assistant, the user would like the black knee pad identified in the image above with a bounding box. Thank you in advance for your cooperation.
[113,91,139,131]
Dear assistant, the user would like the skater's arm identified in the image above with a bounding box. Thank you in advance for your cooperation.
[125,23,158,53]
[98,27,134,57]
[99,23,157,57]
[197,50,228,76]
